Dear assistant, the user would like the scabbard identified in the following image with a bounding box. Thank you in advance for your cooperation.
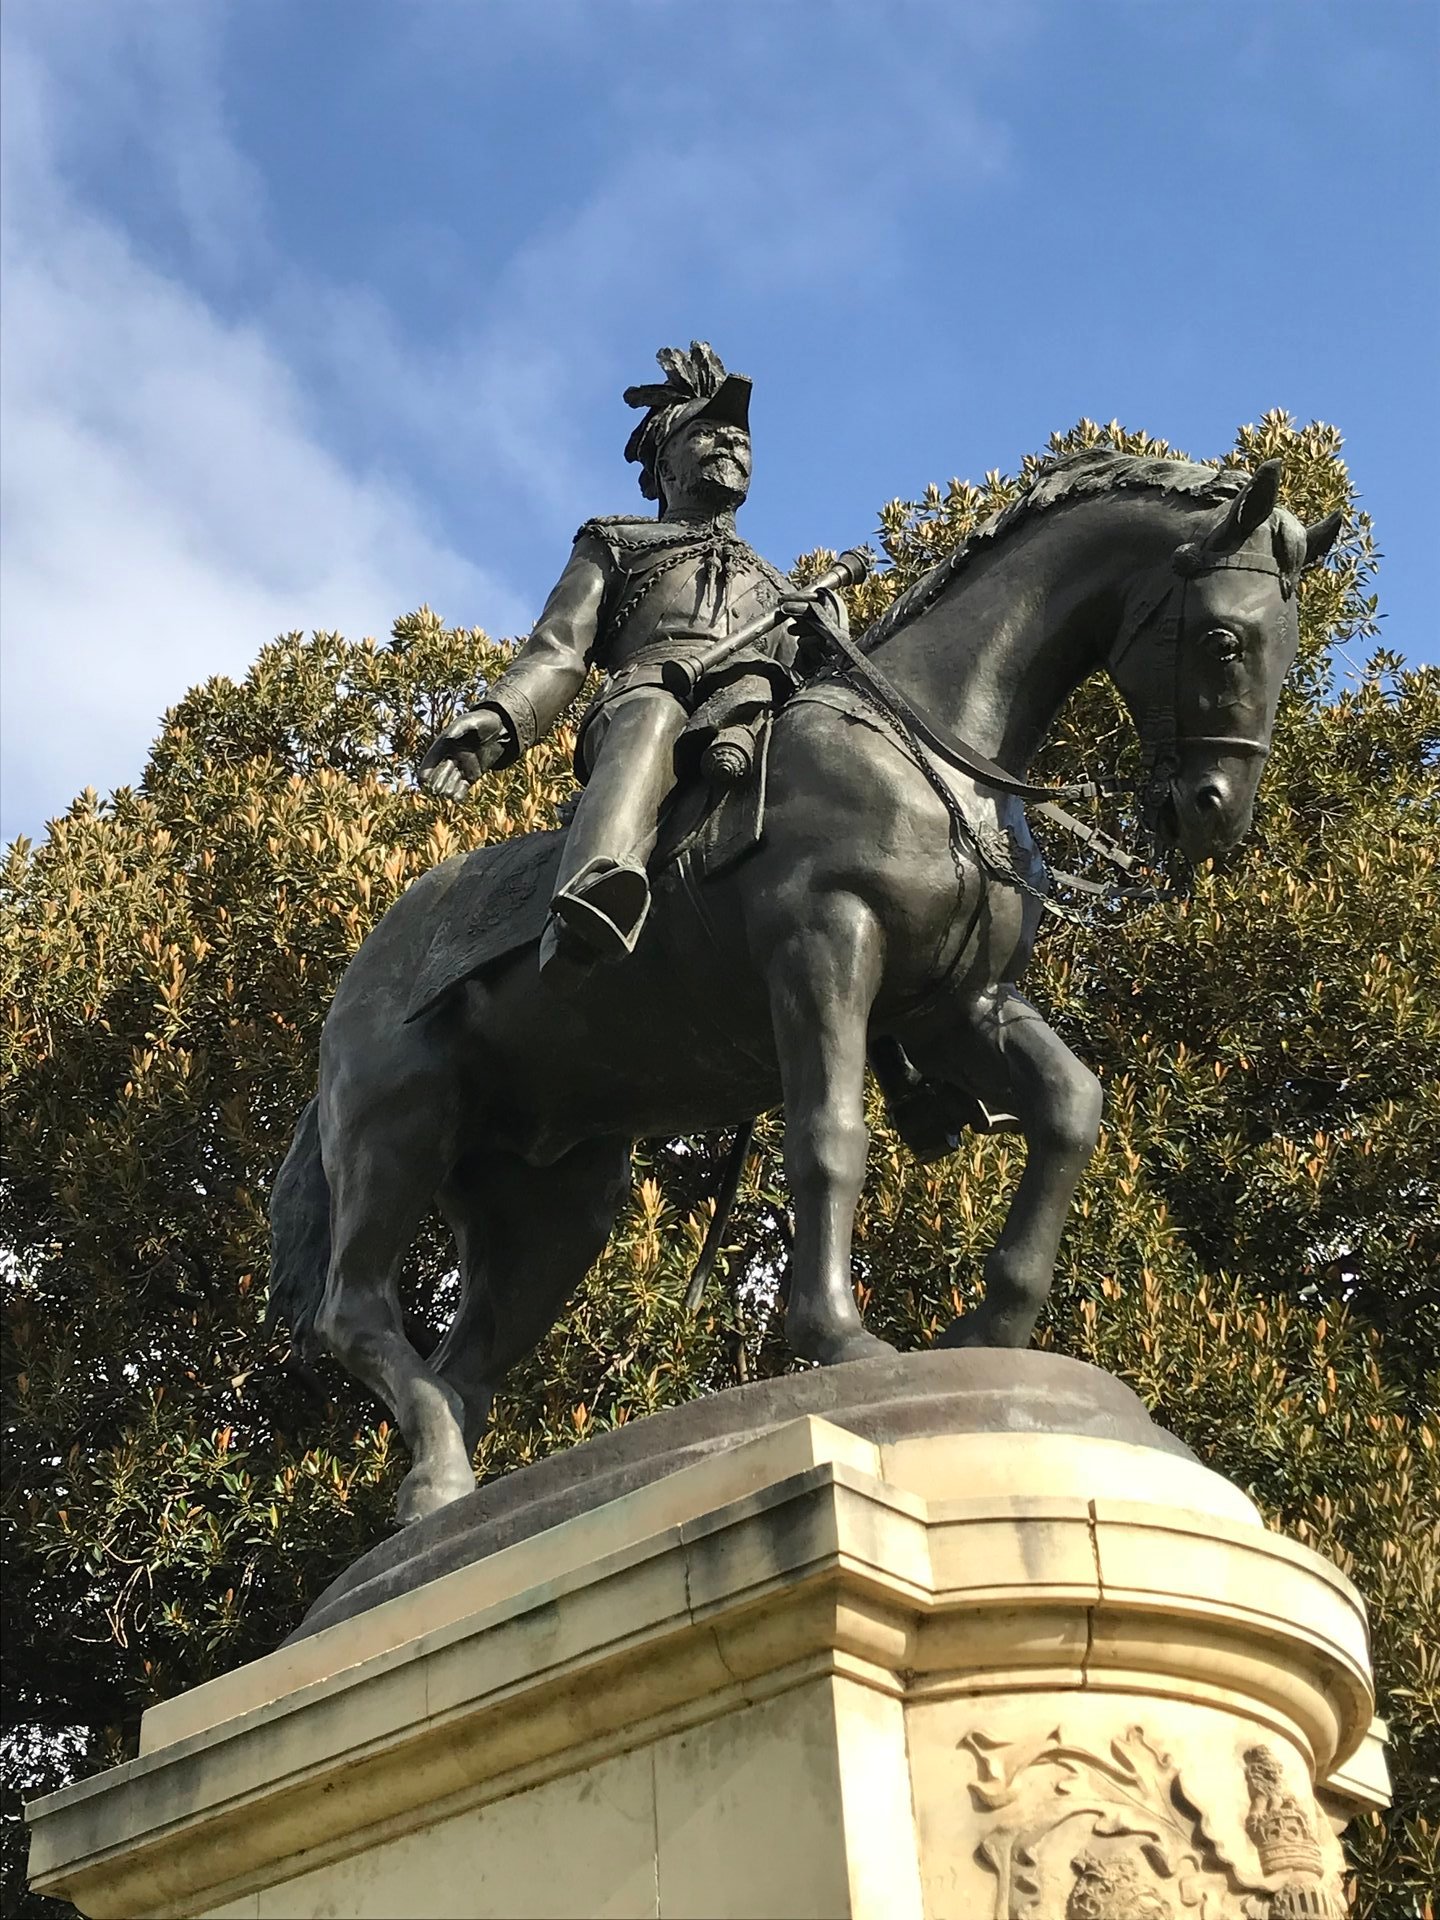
[662,608,786,704]
[662,549,872,706]
[684,1123,756,1314]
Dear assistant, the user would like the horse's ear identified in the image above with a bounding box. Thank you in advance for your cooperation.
[1215,458,1284,547]
[1303,509,1343,569]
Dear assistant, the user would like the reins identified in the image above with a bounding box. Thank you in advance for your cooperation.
[816,543,1294,920]
[823,617,1117,804]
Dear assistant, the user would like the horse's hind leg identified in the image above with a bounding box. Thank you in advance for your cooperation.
[431,1138,633,1450]
[315,1072,474,1526]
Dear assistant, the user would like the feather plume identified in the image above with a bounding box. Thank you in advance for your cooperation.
[621,341,741,501]
[690,341,725,394]
[656,345,698,393]
[623,382,684,412]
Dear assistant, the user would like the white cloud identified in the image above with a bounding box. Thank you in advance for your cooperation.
[293,8,1014,564]
[0,20,526,846]
[0,0,1023,843]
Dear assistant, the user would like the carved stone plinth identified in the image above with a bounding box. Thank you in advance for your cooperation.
[27,1353,1389,1918]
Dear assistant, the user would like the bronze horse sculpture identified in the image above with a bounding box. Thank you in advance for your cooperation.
[269,451,1340,1524]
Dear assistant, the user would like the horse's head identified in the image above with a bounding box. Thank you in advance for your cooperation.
[1106,460,1341,860]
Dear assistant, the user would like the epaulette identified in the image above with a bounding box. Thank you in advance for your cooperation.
[574,514,662,545]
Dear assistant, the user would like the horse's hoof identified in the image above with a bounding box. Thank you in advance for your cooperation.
[935,1314,974,1349]
[790,1319,896,1367]
[395,1458,476,1526]
[829,1328,897,1366]
[935,1311,1028,1351]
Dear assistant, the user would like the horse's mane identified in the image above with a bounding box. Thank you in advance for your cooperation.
[861,448,1247,652]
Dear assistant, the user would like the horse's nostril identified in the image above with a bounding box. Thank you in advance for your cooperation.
[1195,782,1226,815]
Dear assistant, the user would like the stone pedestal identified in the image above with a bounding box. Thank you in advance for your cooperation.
[27,1353,1389,1918]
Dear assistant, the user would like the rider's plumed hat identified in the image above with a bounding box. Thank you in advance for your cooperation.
[623,342,752,503]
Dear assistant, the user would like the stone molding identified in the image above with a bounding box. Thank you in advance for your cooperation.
[290,1348,1199,1643]
[27,1415,1387,1920]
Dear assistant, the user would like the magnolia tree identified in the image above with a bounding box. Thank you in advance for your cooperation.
[2,415,1436,1917]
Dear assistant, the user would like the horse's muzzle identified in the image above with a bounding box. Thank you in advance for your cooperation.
[1162,767,1258,860]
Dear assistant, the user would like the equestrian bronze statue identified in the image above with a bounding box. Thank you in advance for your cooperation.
[270,345,1342,1525]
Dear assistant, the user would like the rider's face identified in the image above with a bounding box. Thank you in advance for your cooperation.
[659,418,752,509]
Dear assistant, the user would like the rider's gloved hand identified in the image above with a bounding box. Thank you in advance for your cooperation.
[779,589,848,674]
[418,707,512,799]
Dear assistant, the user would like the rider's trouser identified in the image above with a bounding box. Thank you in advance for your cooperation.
[552,686,690,945]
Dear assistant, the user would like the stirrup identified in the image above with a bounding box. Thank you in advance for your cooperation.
[537,916,599,980]
[549,860,651,960]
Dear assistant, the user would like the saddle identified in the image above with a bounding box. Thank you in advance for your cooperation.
[403,711,774,1023]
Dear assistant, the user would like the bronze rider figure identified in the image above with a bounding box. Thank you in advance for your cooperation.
[419,342,807,970]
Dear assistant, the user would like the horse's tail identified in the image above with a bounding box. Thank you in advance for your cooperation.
[266,1096,331,1357]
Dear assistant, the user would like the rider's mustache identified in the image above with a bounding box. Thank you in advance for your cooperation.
[692,453,747,479]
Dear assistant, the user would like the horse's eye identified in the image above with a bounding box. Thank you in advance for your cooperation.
[1206,628,1243,663]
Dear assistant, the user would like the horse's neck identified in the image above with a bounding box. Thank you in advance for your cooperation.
[870,494,1184,776]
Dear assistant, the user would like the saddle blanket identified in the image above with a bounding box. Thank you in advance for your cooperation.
[404,830,563,1022]
[402,717,773,1024]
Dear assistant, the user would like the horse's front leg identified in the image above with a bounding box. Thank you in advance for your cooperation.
[927,985,1103,1349]
[767,895,896,1366]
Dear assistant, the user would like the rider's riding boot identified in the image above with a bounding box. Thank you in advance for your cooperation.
[542,689,689,974]
[551,857,651,960]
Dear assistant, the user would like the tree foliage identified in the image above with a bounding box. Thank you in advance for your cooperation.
[3,414,1436,1917]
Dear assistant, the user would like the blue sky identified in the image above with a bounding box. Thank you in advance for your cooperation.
[2,0,1435,844]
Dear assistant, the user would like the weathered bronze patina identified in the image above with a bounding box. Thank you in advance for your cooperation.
[270,349,1341,1524]
[419,342,818,969]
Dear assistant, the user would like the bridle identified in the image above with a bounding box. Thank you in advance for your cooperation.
[1104,541,1297,831]
[814,537,1297,915]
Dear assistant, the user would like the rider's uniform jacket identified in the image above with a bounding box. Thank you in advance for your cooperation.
[477,511,792,771]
